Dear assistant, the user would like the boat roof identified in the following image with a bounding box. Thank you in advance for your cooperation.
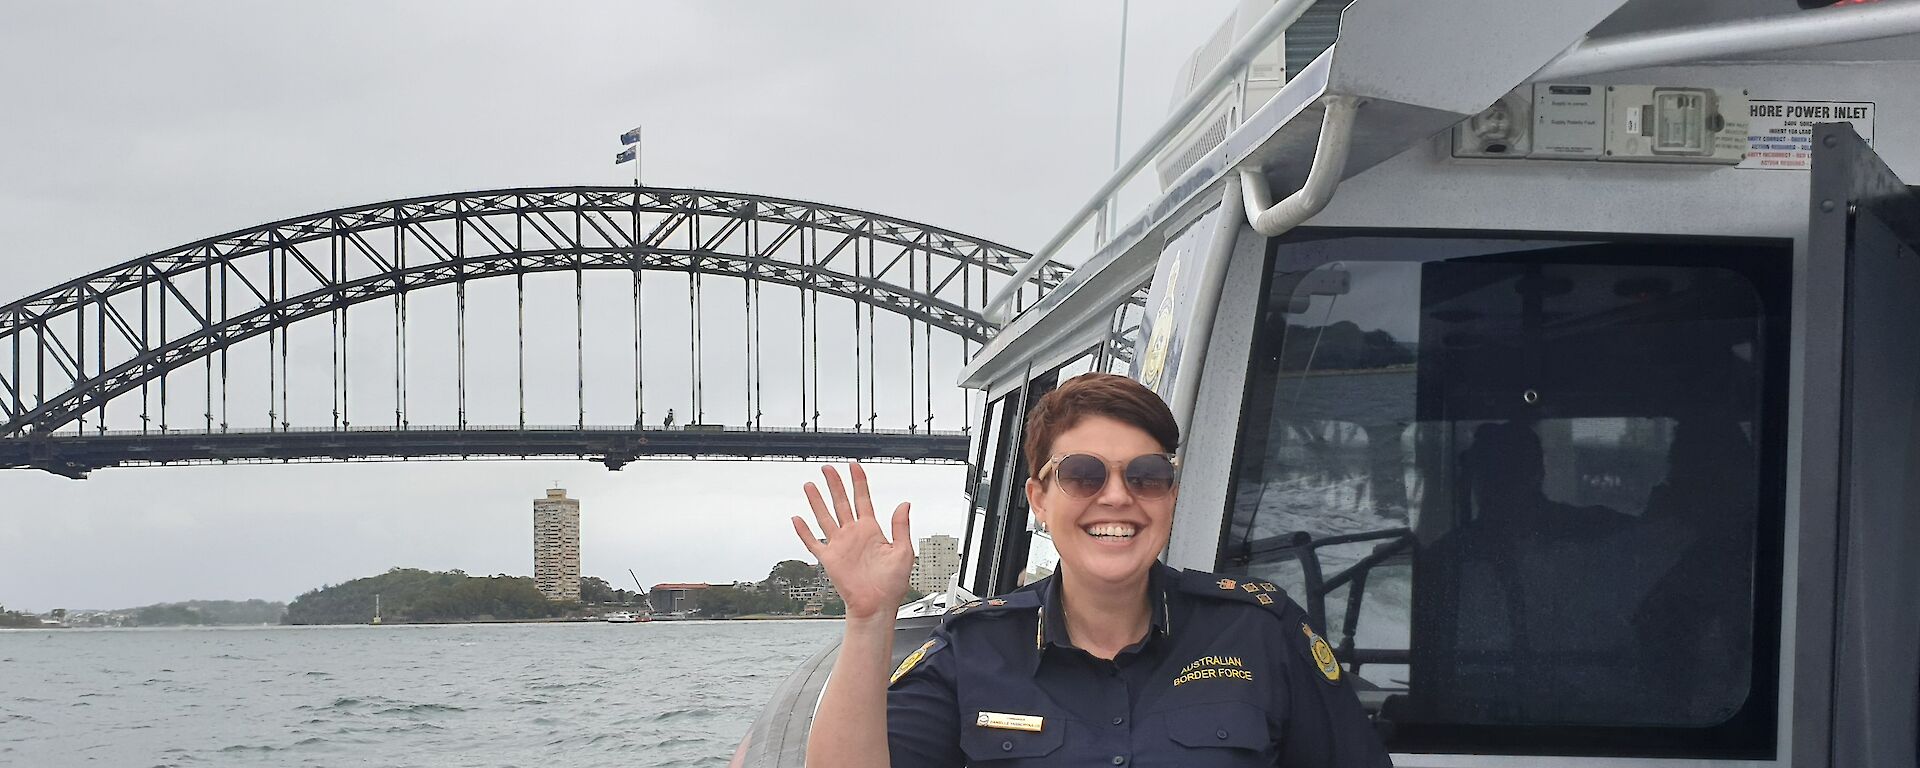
[960,0,1920,394]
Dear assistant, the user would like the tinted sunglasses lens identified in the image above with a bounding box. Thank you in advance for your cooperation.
[1124,455,1177,498]
[1053,454,1108,498]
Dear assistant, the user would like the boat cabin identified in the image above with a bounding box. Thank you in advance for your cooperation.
[737,0,1920,765]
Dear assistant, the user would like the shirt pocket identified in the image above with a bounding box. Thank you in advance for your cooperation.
[1160,700,1274,759]
[957,717,1065,764]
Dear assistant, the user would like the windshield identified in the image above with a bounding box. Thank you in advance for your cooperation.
[1221,233,1787,757]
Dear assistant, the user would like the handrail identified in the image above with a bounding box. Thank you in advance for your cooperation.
[1531,0,1920,81]
[1238,94,1359,237]
[982,0,1318,324]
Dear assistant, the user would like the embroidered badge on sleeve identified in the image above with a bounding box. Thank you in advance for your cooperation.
[891,638,940,685]
[1301,624,1341,684]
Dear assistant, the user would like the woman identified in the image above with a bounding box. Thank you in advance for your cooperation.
[791,373,1391,766]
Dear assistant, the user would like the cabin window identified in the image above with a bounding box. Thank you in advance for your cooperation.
[961,395,1011,595]
[1014,349,1110,587]
[1220,233,1787,757]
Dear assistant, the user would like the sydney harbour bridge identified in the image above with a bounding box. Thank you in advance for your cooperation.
[0,186,1119,478]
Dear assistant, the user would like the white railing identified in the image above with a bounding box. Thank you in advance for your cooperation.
[982,0,1319,325]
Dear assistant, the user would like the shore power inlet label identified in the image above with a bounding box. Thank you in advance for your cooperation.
[1741,99,1874,170]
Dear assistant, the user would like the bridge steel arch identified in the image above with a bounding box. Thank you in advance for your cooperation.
[0,187,1071,448]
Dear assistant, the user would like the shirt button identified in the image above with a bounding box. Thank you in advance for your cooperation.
[1000,740,1013,751]
[1111,716,1125,726]
[1111,757,1127,765]
[1216,728,1230,740]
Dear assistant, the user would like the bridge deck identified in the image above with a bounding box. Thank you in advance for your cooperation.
[1,426,971,478]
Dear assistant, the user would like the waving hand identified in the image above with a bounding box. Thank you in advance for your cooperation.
[790,463,914,621]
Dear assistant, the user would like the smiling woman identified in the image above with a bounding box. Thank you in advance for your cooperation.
[789,373,1390,767]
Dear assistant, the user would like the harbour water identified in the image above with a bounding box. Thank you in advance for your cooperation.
[0,620,843,767]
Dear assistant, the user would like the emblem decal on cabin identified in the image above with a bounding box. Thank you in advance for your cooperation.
[1140,258,1181,391]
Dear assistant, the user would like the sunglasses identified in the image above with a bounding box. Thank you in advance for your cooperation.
[1037,452,1180,499]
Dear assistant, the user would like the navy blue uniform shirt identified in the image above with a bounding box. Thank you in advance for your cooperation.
[885,562,1393,766]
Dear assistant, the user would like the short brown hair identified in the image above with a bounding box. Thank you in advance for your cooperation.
[1022,373,1179,477]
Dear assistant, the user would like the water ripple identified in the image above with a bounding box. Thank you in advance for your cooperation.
[1,621,840,766]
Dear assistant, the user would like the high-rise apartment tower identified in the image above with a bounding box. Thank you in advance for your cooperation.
[533,488,581,602]
[909,534,961,595]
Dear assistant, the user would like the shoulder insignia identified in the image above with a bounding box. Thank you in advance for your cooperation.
[1180,570,1287,606]
[941,590,1040,626]
[1301,624,1342,684]
[890,636,945,685]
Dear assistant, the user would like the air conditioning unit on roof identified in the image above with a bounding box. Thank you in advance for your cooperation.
[1153,0,1350,190]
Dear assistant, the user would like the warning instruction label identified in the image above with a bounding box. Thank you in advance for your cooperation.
[1741,99,1874,170]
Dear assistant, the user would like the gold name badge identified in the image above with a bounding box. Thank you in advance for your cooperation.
[976,711,1045,732]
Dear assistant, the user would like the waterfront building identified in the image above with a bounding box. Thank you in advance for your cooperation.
[532,488,581,602]
[648,583,711,614]
[909,534,961,595]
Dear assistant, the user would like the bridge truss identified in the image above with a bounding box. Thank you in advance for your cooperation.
[0,187,1123,476]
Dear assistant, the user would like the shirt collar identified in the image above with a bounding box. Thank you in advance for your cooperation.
[1030,562,1177,674]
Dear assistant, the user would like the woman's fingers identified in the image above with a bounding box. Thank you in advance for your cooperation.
[803,481,837,536]
[822,464,854,527]
[890,502,912,551]
[850,461,876,523]
[790,516,825,558]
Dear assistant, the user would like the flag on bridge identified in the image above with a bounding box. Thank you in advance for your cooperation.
[620,126,642,145]
[615,146,636,164]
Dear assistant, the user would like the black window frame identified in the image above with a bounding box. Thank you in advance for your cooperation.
[1217,227,1791,760]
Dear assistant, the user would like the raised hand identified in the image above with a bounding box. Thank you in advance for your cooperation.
[791,462,914,621]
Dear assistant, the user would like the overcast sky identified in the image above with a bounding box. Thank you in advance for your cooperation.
[0,0,1238,611]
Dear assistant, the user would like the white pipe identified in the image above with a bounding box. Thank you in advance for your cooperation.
[1239,95,1359,238]
[983,0,1318,325]
[1532,1,1920,81]
[1168,179,1244,439]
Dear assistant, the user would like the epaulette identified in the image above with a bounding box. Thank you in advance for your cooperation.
[940,589,1041,626]
[1177,568,1290,609]
[1178,569,1345,686]
[891,591,1041,688]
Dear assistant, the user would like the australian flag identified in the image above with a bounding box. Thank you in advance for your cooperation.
[615,146,636,164]
[619,127,641,145]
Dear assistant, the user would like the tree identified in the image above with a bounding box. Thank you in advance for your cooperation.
[822,597,846,616]
[764,559,817,590]
[580,576,618,604]
[285,568,564,624]
[0,605,40,628]
[134,604,205,626]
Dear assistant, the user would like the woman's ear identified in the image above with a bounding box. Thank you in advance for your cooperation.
[1025,477,1047,526]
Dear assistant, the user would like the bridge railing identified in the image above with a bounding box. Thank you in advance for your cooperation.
[66,423,970,438]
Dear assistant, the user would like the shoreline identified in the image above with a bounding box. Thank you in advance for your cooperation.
[6,614,854,630]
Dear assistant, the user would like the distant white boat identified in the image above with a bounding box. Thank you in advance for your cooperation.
[602,611,647,623]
